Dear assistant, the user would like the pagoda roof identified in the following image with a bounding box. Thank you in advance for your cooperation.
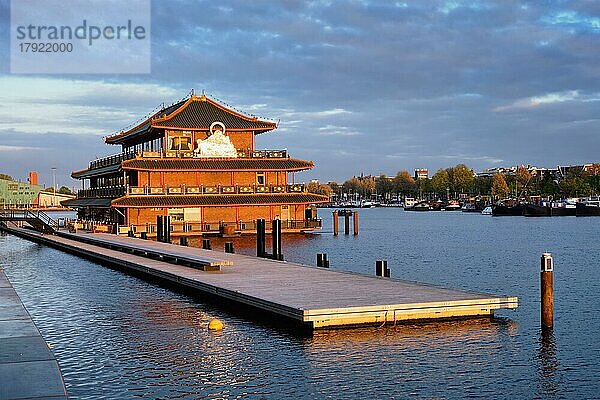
[71,163,121,179]
[111,193,329,208]
[121,158,313,172]
[106,94,277,145]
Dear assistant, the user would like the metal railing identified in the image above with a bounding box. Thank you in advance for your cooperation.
[142,149,288,159]
[89,151,136,170]
[126,218,322,234]
[77,186,126,198]
[127,184,306,196]
[0,209,58,233]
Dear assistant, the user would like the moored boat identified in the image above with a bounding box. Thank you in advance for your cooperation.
[405,201,431,211]
[576,197,600,216]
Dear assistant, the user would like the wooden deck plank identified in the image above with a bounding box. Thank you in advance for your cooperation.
[1,226,518,329]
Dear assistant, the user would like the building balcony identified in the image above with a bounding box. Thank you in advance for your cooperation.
[89,152,136,170]
[140,149,288,159]
[127,184,306,196]
[77,186,126,198]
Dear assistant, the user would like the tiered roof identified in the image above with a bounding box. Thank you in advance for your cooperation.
[111,193,329,207]
[106,94,277,145]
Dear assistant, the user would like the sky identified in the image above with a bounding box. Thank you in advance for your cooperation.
[0,0,598,188]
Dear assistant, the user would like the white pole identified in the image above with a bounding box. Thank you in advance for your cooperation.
[52,167,57,208]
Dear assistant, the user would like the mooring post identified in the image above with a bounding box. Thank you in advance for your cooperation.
[225,241,234,253]
[157,216,163,242]
[272,218,283,260]
[317,253,324,267]
[353,211,359,235]
[541,253,554,329]
[376,260,388,277]
[165,216,171,243]
[127,229,134,238]
[344,213,350,235]
[140,232,147,240]
[202,238,212,250]
[333,211,339,236]
[256,219,266,257]
[179,236,188,246]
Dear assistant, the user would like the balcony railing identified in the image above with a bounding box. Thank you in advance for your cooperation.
[127,184,306,196]
[89,152,136,170]
[141,149,288,159]
[125,218,322,235]
[77,186,126,198]
[86,149,290,171]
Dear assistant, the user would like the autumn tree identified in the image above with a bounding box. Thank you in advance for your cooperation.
[0,173,14,181]
[306,181,333,197]
[515,165,532,194]
[491,173,510,199]
[376,175,394,199]
[393,170,416,195]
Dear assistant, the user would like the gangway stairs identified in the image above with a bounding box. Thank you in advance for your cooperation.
[0,209,58,234]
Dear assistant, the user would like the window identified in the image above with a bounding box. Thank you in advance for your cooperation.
[169,136,192,151]
[256,172,265,186]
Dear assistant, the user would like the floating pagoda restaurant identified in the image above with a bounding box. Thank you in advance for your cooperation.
[65,94,329,235]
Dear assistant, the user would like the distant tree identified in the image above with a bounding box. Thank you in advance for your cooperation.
[0,173,14,181]
[375,175,394,199]
[342,177,361,195]
[515,165,532,194]
[58,186,73,195]
[307,181,332,197]
[473,175,492,195]
[44,187,55,193]
[452,164,474,194]
[430,169,450,195]
[559,171,591,197]
[393,170,416,195]
[584,164,600,195]
[328,181,340,194]
[359,176,376,196]
[491,173,510,199]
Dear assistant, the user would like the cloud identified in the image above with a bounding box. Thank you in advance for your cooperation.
[317,125,361,136]
[0,145,41,151]
[493,90,600,112]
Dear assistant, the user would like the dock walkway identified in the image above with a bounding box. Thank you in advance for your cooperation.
[1,225,518,329]
[0,268,68,400]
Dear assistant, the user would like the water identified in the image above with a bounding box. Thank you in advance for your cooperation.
[1,209,599,399]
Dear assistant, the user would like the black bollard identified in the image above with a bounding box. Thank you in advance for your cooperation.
[202,238,212,250]
[256,219,266,257]
[179,236,188,246]
[317,253,329,268]
[157,216,163,242]
[272,218,283,261]
[165,216,171,243]
[344,213,350,235]
[225,241,234,253]
[140,232,148,240]
[376,260,389,277]
[127,229,134,237]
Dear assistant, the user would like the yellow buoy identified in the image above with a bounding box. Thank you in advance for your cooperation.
[208,319,224,331]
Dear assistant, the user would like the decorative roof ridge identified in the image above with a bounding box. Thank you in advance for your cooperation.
[150,94,276,127]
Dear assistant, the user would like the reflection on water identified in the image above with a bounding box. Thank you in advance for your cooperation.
[1,209,599,398]
[537,329,560,398]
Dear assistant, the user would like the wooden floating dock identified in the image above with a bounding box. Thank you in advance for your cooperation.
[1,224,518,330]
[0,268,68,400]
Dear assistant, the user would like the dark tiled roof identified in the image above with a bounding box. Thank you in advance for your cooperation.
[105,100,185,144]
[153,96,276,132]
[105,95,276,145]
[71,163,121,179]
[111,193,329,207]
[122,158,313,171]
[62,197,113,207]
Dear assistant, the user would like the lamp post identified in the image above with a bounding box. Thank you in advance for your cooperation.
[51,167,57,208]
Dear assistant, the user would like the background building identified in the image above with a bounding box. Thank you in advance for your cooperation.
[0,174,41,208]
